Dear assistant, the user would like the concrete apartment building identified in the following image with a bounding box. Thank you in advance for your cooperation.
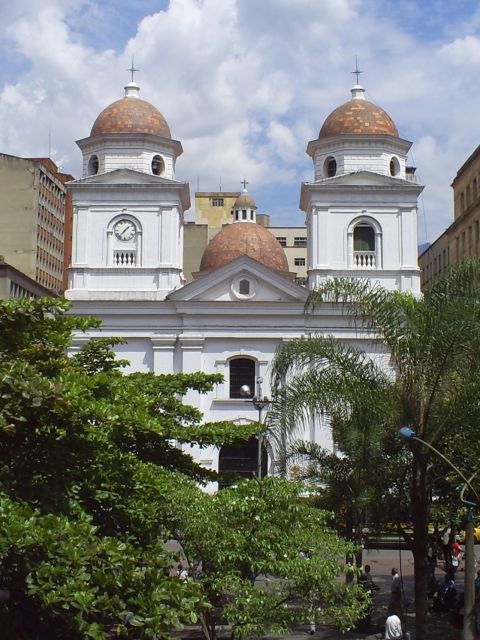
[0,154,74,293]
[0,256,53,299]
[419,144,480,287]
[184,191,307,283]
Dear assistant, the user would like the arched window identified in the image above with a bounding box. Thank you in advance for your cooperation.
[324,156,337,178]
[229,357,255,398]
[151,154,164,176]
[348,217,381,269]
[239,279,250,295]
[389,156,400,176]
[88,154,99,175]
[354,224,375,252]
[218,437,267,488]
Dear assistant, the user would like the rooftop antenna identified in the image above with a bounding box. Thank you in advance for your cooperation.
[219,176,222,192]
[48,129,51,158]
[351,55,363,85]
[127,55,139,83]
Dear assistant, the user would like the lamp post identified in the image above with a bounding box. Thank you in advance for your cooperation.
[240,377,270,479]
[399,426,478,640]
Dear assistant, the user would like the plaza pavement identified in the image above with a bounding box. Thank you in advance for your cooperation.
[179,545,480,640]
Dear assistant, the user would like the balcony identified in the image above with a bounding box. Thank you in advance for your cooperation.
[113,250,136,266]
[353,251,376,268]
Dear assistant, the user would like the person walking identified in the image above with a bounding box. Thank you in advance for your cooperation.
[385,610,403,640]
[389,568,403,616]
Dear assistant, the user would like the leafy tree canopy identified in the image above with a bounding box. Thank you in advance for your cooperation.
[0,297,364,639]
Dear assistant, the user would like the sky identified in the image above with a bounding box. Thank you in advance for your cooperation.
[1,0,480,244]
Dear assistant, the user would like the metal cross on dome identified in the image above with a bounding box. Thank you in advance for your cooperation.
[241,178,249,190]
[127,56,139,83]
[351,56,363,84]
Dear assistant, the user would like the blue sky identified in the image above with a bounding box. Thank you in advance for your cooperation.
[1,0,480,243]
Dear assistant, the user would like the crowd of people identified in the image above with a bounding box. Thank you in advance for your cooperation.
[356,528,480,640]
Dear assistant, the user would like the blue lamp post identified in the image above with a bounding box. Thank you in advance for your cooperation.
[399,427,478,640]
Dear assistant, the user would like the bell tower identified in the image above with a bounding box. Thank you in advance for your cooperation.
[66,82,189,301]
[301,83,423,294]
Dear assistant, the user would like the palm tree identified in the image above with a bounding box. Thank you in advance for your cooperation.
[269,259,480,640]
[269,338,397,562]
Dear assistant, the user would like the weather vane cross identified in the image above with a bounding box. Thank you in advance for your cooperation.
[351,56,363,85]
[241,178,249,190]
[127,56,139,83]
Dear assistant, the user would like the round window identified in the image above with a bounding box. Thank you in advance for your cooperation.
[231,276,257,300]
[151,154,165,176]
[88,154,99,175]
[324,156,337,178]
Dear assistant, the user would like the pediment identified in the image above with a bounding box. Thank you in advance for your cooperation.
[300,171,423,210]
[316,171,414,187]
[68,168,185,187]
[168,255,308,303]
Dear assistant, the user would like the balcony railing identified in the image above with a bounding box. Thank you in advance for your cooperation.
[113,250,136,266]
[353,251,376,268]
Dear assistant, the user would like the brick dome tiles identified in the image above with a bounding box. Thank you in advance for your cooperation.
[319,98,398,139]
[199,223,290,274]
[91,97,172,138]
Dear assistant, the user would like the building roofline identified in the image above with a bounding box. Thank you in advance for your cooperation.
[451,143,480,186]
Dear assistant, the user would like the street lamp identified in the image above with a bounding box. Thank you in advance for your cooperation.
[240,377,270,479]
[399,426,478,640]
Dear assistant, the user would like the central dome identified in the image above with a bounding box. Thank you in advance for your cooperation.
[319,85,398,139]
[91,83,171,138]
[199,223,290,274]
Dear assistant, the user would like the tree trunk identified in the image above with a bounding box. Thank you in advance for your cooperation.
[412,449,429,640]
[345,510,355,583]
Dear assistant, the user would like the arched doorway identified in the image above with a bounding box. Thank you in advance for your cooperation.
[218,437,268,488]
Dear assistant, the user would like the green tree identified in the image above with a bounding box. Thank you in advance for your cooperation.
[269,338,400,566]
[0,297,366,639]
[0,297,257,638]
[270,259,480,640]
[165,475,369,640]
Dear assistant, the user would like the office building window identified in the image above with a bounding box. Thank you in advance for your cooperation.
[212,198,224,206]
[294,236,307,247]
[294,257,306,266]
[277,236,287,247]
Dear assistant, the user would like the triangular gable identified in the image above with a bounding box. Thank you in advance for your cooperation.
[310,170,415,188]
[68,168,185,187]
[168,255,308,303]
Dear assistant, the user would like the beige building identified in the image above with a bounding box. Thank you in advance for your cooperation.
[183,191,307,283]
[419,144,480,287]
[0,154,74,292]
[0,256,53,299]
[268,227,307,285]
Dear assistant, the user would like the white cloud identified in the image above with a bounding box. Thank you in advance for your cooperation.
[0,0,479,241]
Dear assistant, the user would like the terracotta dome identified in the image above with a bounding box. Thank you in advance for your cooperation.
[91,84,171,138]
[234,191,257,209]
[319,86,398,139]
[199,222,290,274]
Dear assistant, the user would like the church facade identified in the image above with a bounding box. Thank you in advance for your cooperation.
[66,79,423,487]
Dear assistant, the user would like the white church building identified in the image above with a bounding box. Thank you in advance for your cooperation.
[66,79,423,487]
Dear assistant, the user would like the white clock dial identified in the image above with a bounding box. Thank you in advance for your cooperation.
[114,219,136,241]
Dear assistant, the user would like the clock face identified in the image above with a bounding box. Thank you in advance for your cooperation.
[114,219,136,241]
